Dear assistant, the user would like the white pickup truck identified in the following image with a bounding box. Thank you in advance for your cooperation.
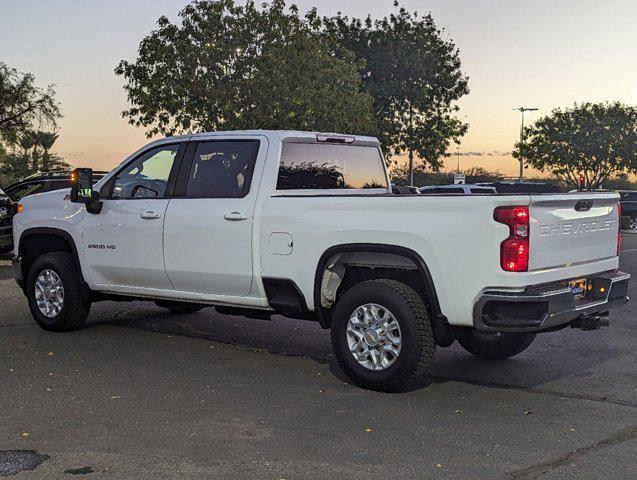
[12,130,630,392]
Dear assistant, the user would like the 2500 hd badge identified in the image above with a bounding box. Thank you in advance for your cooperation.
[87,244,116,250]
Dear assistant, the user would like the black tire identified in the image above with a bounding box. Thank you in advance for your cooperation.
[457,330,535,360]
[330,279,435,393]
[26,252,90,332]
[154,300,206,314]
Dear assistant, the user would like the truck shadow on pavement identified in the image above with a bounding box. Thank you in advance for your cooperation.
[98,302,626,399]
[3,243,633,400]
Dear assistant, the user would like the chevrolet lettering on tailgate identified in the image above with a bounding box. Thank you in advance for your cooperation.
[539,220,616,237]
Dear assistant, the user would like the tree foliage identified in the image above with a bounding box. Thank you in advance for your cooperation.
[514,102,637,190]
[322,2,469,171]
[116,0,470,174]
[0,130,69,185]
[0,62,60,143]
[115,0,374,137]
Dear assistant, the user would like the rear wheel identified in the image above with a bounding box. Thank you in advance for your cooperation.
[457,330,535,360]
[154,300,206,314]
[330,279,435,392]
[26,252,90,331]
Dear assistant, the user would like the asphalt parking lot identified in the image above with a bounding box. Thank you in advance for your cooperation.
[1,237,636,479]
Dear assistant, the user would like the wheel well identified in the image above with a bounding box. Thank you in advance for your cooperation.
[314,245,454,345]
[18,229,82,286]
[315,245,438,314]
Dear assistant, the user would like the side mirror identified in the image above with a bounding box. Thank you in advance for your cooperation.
[70,168,103,214]
[70,168,95,204]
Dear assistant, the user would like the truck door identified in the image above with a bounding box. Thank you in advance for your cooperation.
[82,143,184,290]
[163,138,265,296]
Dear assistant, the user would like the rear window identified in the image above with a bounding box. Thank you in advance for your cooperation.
[276,143,387,190]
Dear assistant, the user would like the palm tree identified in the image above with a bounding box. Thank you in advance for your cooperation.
[18,131,38,174]
[18,132,35,159]
[36,131,59,172]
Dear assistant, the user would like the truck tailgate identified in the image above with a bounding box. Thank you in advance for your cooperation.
[529,193,619,271]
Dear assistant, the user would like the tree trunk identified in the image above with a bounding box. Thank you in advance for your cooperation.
[408,106,414,186]
[31,149,39,174]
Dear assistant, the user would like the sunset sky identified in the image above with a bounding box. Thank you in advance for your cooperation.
[2,0,636,176]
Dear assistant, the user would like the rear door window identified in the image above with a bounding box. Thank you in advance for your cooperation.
[184,140,259,198]
[276,143,387,190]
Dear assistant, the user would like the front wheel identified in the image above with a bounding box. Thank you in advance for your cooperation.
[26,252,90,332]
[457,330,535,360]
[330,279,435,392]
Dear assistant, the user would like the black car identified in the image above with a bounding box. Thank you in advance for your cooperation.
[0,187,12,251]
[0,171,107,251]
[2,171,107,202]
[619,190,637,230]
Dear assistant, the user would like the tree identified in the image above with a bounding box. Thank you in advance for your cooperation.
[115,0,374,138]
[35,131,59,171]
[514,102,637,190]
[18,131,36,166]
[0,63,60,143]
[322,2,469,182]
[0,130,68,184]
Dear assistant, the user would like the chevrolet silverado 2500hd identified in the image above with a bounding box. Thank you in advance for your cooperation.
[12,131,630,392]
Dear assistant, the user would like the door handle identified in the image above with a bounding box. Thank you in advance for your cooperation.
[223,211,248,221]
[140,211,161,220]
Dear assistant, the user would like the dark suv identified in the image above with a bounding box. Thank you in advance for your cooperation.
[0,171,107,251]
[0,188,12,251]
[3,171,105,202]
[619,191,637,230]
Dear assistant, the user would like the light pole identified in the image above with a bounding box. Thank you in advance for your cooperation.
[456,147,461,173]
[513,107,538,182]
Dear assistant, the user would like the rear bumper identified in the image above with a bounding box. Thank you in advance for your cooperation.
[474,271,630,332]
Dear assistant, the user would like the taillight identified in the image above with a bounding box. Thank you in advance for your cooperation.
[617,202,621,255]
[494,206,529,272]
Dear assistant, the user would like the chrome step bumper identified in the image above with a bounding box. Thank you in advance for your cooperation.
[473,271,630,332]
